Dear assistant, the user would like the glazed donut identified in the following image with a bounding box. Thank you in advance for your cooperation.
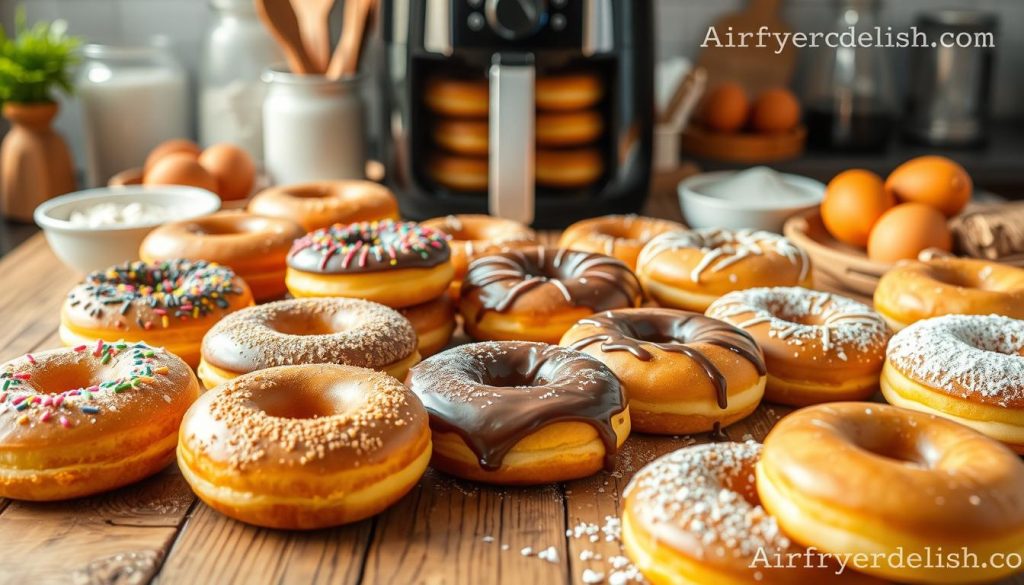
[0,341,200,501]
[460,247,643,344]
[248,180,399,233]
[420,214,536,298]
[433,111,604,155]
[405,341,629,485]
[707,288,891,406]
[399,295,455,358]
[560,308,766,434]
[285,220,454,308]
[535,74,603,111]
[428,154,487,192]
[881,314,1024,453]
[139,210,305,302]
[423,77,488,118]
[559,214,685,269]
[623,441,870,585]
[535,147,604,189]
[637,228,812,312]
[178,364,431,529]
[198,298,421,389]
[873,257,1024,331]
[758,402,1024,583]
[60,259,254,368]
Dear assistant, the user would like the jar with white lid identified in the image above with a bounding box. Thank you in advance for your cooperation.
[262,68,366,185]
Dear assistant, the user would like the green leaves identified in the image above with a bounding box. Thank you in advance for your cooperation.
[0,6,81,104]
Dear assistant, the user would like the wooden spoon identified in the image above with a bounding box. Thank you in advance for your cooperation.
[326,0,376,79]
[292,0,335,73]
[254,0,317,74]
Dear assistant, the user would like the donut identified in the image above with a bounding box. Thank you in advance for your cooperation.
[560,308,766,435]
[420,214,536,299]
[559,214,685,269]
[0,342,200,501]
[285,220,454,308]
[60,259,254,368]
[198,298,421,389]
[405,341,629,485]
[428,154,488,192]
[139,210,305,302]
[433,111,604,156]
[247,180,399,233]
[873,257,1024,331]
[423,77,488,118]
[535,74,603,111]
[758,402,1024,583]
[535,147,604,189]
[881,314,1024,453]
[460,247,643,344]
[636,228,812,312]
[178,364,431,529]
[433,119,489,156]
[398,295,455,358]
[707,288,891,406]
[623,441,871,585]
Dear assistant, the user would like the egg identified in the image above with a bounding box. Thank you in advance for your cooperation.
[144,153,219,193]
[143,139,201,175]
[701,82,750,133]
[867,203,952,263]
[820,169,893,248]
[885,155,972,217]
[199,144,256,201]
[750,88,801,134]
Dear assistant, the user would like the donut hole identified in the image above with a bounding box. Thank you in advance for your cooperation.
[843,419,935,469]
[282,185,330,199]
[259,388,336,419]
[30,363,101,395]
[268,313,343,336]
[187,216,272,236]
[929,266,993,291]
[765,303,820,327]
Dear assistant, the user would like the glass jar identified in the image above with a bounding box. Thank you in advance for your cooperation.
[262,68,366,185]
[200,0,283,160]
[77,43,189,187]
[803,0,897,152]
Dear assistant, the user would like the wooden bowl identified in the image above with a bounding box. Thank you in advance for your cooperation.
[783,208,892,296]
[680,125,806,163]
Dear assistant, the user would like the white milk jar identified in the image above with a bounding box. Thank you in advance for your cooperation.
[262,68,366,185]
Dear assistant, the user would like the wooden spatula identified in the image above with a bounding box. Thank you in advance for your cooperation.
[326,0,376,79]
[292,0,335,73]
[695,0,796,94]
[254,0,317,74]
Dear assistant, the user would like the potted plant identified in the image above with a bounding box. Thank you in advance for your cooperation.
[0,9,80,222]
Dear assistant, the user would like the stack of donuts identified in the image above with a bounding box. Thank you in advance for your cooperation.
[425,73,607,192]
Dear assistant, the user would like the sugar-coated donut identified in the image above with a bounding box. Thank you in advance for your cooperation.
[60,259,254,367]
[0,342,200,501]
[707,288,891,406]
[882,314,1024,453]
[433,110,604,156]
[405,341,629,485]
[248,180,399,233]
[561,308,765,435]
[460,247,643,343]
[637,228,812,312]
[198,298,421,389]
[140,210,305,301]
[559,214,684,269]
[758,402,1024,583]
[535,74,603,111]
[420,214,536,299]
[623,441,872,585]
[423,77,489,118]
[874,257,1024,331]
[399,295,455,358]
[178,364,432,529]
[285,220,454,308]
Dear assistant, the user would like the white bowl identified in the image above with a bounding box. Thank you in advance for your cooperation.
[34,186,221,274]
[678,170,825,233]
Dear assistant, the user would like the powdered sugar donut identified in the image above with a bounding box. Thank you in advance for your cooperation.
[882,314,1024,453]
[707,287,891,405]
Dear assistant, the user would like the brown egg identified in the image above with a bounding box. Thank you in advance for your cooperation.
[885,155,972,217]
[143,139,201,175]
[750,88,801,133]
[144,153,219,193]
[199,144,256,201]
[867,203,952,262]
[820,169,893,248]
[702,82,750,133]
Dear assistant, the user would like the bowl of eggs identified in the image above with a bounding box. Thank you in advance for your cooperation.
[34,185,221,274]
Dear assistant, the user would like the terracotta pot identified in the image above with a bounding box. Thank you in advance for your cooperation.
[1,102,76,222]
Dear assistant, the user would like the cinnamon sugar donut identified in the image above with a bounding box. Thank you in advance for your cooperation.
[248,180,399,233]
[559,215,684,269]
[637,228,812,312]
[882,314,1024,453]
[707,288,891,406]
[198,298,420,389]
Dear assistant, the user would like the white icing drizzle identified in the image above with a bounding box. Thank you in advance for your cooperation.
[638,228,810,284]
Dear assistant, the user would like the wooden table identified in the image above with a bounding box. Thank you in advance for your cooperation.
[0,187,1019,585]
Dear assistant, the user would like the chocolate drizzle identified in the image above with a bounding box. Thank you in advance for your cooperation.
[288,220,450,274]
[406,341,627,471]
[567,308,766,417]
[461,247,642,318]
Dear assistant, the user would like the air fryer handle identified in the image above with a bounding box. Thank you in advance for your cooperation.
[488,52,535,225]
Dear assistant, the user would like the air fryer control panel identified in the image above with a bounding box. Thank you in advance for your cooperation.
[452,0,585,48]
